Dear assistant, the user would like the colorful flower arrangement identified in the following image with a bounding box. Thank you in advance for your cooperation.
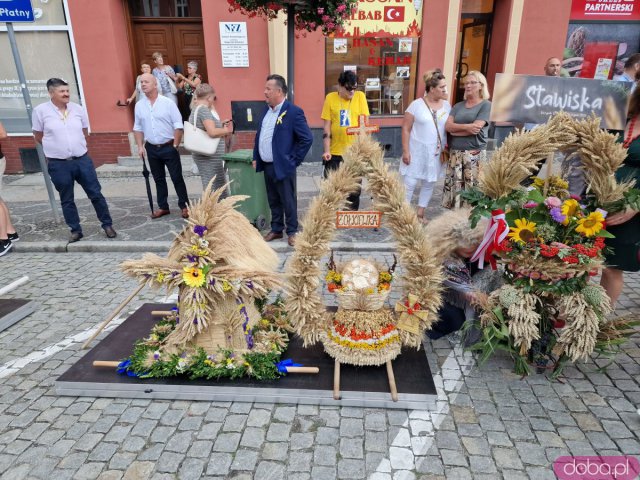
[462,174,619,377]
[120,299,293,380]
[227,0,358,35]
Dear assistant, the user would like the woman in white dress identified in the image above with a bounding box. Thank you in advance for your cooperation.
[400,69,450,223]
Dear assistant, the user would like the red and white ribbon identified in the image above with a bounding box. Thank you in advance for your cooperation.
[471,209,509,270]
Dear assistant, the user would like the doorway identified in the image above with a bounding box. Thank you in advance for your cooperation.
[455,0,494,102]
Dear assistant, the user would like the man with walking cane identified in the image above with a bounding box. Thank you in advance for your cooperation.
[133,73,190,219]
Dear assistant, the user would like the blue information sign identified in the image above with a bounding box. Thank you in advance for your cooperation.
[0,0,34,23]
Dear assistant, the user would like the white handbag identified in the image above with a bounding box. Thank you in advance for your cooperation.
[183,105,221,155]
[166,75,178,94]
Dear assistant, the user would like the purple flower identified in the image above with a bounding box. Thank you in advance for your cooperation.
[187,255,198,263]
[550,207,566,224]
[317,7,324,14]
[153,352,160,360]
[246,281,254,290]
[193,318,198,324]
[208,279,216,286]
[193,225,207,237]
[523,201,538,209]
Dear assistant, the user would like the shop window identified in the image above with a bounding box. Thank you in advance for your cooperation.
[0,0,82,134]
[129,0,201,18]
[325,37,419,116]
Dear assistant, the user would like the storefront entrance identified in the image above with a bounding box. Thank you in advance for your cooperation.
[455,0,494,102]
[127,0,206,81]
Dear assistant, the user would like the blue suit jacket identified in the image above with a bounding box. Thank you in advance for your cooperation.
[253,100,313,181]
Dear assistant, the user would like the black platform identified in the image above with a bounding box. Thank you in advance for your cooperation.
[56,303,437,409]
[0,298,35,332]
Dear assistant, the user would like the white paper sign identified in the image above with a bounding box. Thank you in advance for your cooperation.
[219,22,249,68]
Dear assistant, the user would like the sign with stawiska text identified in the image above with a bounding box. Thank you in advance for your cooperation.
[490,73,633,130]
[336,211,382,229]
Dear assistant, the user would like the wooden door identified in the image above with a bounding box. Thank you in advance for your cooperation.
[132,21,206,82]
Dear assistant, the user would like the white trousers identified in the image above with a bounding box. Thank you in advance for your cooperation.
[404,176,435,208]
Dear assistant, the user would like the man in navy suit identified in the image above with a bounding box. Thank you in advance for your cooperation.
[253,74,313,247]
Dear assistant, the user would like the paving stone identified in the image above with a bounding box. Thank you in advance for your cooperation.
[311,466,337,480]
[197,422,222,440]
[109,452,136,471]
[187,440,213,458]
[337,458,365,479]
[165,431,193,453]
[535,431,565,448]
[340,437,364,459]
[212,433,241,452]
[273,407,296,423]
[88,442,119,462]
[223,415,247,432]
[254,461,285,480]
[239,427,265,449]
[442,466,472,479]
[440,449,467,467]
[206,453,233,476]
[290,432,315,450]
[178,458,205,480]
[314,445,337,466]
[262,442,289,461]
[340,418,364,437]
[288,452,312,472]
[492,447,523,470]
[515,442,547,466]
[230,449,258,471]
[316,427,339,445]
[461,436,489,456]
[266,423,291,442]
[468,455,497,473]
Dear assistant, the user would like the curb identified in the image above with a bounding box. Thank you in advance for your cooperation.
[12,240,397,254]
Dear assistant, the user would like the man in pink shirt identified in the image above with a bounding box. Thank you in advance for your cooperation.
[32,78,116,243]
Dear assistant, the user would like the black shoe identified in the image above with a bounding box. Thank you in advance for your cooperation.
[0,239,12,257]
[69,232,84,243]
[104,226,117,238]
[7,232,19,242]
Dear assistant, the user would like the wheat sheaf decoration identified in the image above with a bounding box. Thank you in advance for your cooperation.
[465,112,635,377]
[285,134,443,350]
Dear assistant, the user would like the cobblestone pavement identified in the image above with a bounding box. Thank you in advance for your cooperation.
[2,160,444,245]
[0,251,639,479]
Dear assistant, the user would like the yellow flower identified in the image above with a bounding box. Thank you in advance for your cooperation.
[222,281,232,292]
[156,272,166,283]
[560,199,581,225]
[182,266,206,288]
[508,218,537,245]
[575,211,605,237]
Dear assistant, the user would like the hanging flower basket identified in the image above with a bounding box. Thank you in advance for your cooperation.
[227,0,359,35]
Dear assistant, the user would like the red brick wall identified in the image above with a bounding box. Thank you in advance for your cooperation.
[231,131,257,152]
[1,133,131,174]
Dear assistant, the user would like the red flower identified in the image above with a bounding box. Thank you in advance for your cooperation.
[554,319,566,328]
[563,255,579,264]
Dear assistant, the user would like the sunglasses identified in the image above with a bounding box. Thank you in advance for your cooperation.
[344,85,357,92]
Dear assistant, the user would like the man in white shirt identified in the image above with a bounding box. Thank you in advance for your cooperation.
[32,78,116,243]
[133,73,189,219]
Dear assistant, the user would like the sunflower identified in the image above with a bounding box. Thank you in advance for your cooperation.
[575,211,605,237]
[182,266,206,288]
[508,218,537,245]
[560,199,581,225]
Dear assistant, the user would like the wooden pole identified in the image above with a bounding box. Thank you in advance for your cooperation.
[542,152,554,197]
[93,360,319,374]
[0,276,29,296]
[81,284,145,350]
[386,360,398,402]
[151,310,173,317]
[333,359,341,400]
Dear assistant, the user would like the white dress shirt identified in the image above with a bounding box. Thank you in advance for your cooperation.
[133,94,183,145]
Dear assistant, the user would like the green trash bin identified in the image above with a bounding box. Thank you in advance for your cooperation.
[223,149,271,231]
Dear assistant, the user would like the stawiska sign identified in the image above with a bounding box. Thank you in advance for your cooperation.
[336,211,382,229]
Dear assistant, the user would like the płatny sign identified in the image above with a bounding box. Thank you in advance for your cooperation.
[0,0,34,22]
[336,211,382,229]
[490,73,633,131]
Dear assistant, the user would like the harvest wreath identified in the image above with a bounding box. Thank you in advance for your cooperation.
[286,133,443,368]
[461,112,639,377]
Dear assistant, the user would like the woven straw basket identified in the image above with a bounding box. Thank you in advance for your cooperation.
[336,289,390,311]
